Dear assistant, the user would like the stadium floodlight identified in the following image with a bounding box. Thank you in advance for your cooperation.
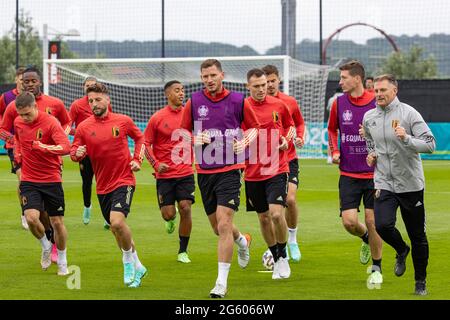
[43,56,330,158]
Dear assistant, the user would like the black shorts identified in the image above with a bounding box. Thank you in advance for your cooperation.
[156,174,195,208]
[97,185,135,224]
[245,173,288,213]
[7,148,20,174]
[339,175,374,215]
[288,158,299,186]
[19,182,65,216]
[197,169,241,215]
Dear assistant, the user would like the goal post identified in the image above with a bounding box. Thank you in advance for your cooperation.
[43,55,330,158]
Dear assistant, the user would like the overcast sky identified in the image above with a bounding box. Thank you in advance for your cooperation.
[1,0,449,54]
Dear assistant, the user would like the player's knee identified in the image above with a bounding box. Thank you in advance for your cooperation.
[286,195,296,208]
[110,219,124,232]
[178,202,191,215]
[217,220,232,235]
[271,211,284,224]
[25,211,39,225]
[50,218,64,230]
[342,219,357,231]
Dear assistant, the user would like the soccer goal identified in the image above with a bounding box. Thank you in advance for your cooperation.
[43,56,330,158]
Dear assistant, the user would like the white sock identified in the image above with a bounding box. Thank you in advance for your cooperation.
[57,248,67,265]
[122,248,134,264]
[217,262,231,287]
[39,235,52,250]
[132,250,143,270]
[288,227,298,244]
[234,233,247,249]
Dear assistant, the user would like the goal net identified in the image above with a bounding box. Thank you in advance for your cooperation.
[44,56,330,158]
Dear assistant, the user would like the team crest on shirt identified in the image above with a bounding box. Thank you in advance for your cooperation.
[198,105,209,118]
[272,111,279,123]
[45,107,52,114]
[36,128,43,140]
[112,126,120,137]
[342,110,353,122]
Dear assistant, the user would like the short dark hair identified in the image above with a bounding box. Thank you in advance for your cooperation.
[86,82,109,95]
[365,76,374,81]
[164,80,181,91]
[200,59,222,71]
[16,67,26,77]
[246,68,265,82]
[374,74,398,88]
[262,65,280,78]
[23,66,42,80]
[339,60,365,81]
[15,92,36,109]
[83,76,97,85]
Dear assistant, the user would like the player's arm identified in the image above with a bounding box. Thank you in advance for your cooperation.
[239,99,260,148]
[13,129,22,167]
[0,105,16,143]
[32,119,71,155]
[68,101,77,136]
[70,129,87,162]
[280,103,295,150]
[362,115,377,167]
[0,95,6,124]
[55,100,71,135]
[126,117,145,166]
[399,111,436,154]
[327,99,340,161]
[180,99,193,132]
[143,116,161,170]
[292,102,306,147]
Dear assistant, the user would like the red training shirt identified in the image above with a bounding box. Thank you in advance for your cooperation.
[0,93,71,144]
[180,88,260,174]
[328,90,375,179]
[14,111,70,183]
[144,105,194,179]
[243,95,294,181]
[70,112,145,194]
[0,88,19,149]
[274,91,305,161]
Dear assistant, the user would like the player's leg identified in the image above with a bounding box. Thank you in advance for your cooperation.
[175,175,195,263]
[157,178,177,234]
[339,175,370,264]
[398,190,428,295]
[9,148,28,230]
[20,182,52,270]
[80,157,94,225]
[285,159,301,261]
[374,190,410,277]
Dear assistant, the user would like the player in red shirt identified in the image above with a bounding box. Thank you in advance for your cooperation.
[243,68,294,280]
[0,66,28,229]
[70,83,147,288]
[69,76,112,227]
[180,59,260,298]
[13,92,71,275]
[263,64,305,263]
[144,80,195,263]
[328,61,383,287]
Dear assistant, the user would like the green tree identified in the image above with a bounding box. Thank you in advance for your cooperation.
[0,10,77,84]
[379,45,438,79]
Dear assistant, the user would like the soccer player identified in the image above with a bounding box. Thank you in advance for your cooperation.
[262,64,305,262]
[70,83,147,288]
[144,80,194,263]
[180,59,260,298]
[244,68,294,280]
[69,76,112,227]
[0,66,70,263]
[13,92,70,275]
[362,74,435,295]
[328,60,383,287]
[364,77,375,92]
[0,66,27,229]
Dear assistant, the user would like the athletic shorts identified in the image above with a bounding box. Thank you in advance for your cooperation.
[7,148,20,174]
[19,181,65,216]
[156,174,195,208]
[97,185,135,224]
[197,169,241,215]
[288,158,299,186]
[339,175,374,215]
[245,173,288,213]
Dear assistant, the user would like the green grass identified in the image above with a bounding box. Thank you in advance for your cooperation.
[0,157,449,300]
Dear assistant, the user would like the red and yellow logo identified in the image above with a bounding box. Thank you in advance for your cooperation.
[36,128,43,140]
[272,111,279,123]
[112,126,120,138]
[45,107,52,115]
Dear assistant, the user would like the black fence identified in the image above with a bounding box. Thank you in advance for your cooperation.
[326,80,450,122]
